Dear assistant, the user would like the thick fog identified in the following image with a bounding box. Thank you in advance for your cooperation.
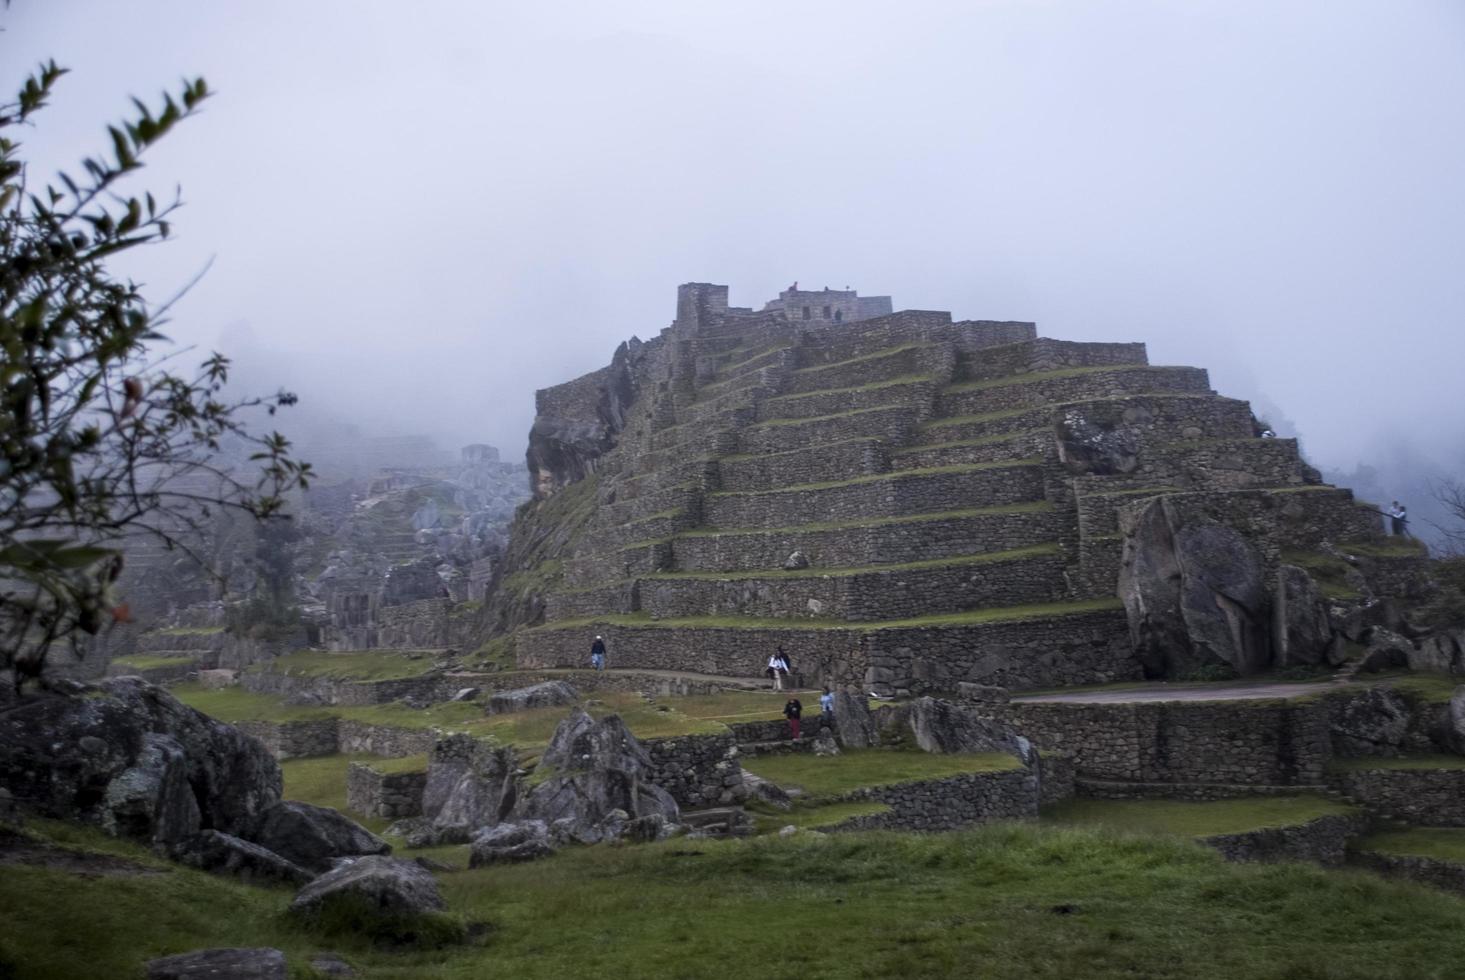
[8,2,1464,521]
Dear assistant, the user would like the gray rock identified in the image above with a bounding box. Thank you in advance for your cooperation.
[1409,631,1465,675]
[783,551,811,571]
[956,683,1010,704]
[830,691,879,749]
[0,676,280,846]
[541,709,651,775]
[624,813,669,843]
[1329,688,1411,756]
[1055,406,1142,475]
[308,954,355,978]
[486,681,579,715]
[1360,628,1414,673]
[1273,565,1334,666]
[523,768,679,834]
[740,770,792,810]
[145,947,286,980]
[1119,499,1269,678]
[289,855,445,922]
[1445,687,1465,756]
[812,730,840,757]
[169,829,311,886]
[247,801,390,874]
[449,687,480,703]
[907,697,1028,759]
[468,820,554,866]
[197,669,239,690]
[424,737,520,844]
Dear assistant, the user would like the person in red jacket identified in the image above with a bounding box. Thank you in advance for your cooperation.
[783,696,803,741]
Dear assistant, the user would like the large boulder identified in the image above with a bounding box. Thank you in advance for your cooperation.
[486,681,579,715]
[468,820,554,867]
[540,709,650,775]
[0,677,280,846]
[247,801,390,874]
[421,735,520,844]
[145,948,286,980]
[1119,498,1270,678]
[829,691,879,749]
[1445,686,1465,756]
[169,829,312,886]
[1055,405,1143,476]
[1359,628,1414,673]
[1328,688,1411,757]
[1273,565,1335,666]
[288,856,447,938]
[906,697,1034,764]
[1409,630,1465,675]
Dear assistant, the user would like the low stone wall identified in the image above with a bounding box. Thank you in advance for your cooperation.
[704,463,1044,529]
[644,733,743,808]
[374,599,452,651]
[759,378,940,424]
[1200,812,1366,865]
[1329,767,1465,826]
[739,404,920,455]
[234,718,433,760]
[346,761,428,819]
[716,438,889,493]
[963,339,1148,382]
[784,342,954,395]
[241,669,450,707]
[827,767,1039,832]
[1073,779,1332,802]
[1353,850,1465,896]
[991,698,1332,786]
[545,581,639,622]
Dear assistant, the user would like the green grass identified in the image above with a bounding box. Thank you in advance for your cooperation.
[13,820,1465,979]
[665,689,822,724]
[1385,674,1464,704]
[1331,754,1465,771]
[643,544,1061,582]
[741,748,1022,800]
[1280,549,1362,600]
[674,501,1055,537]
[1341,537,1430,559]
[531,598,1125,635]
[1043,795,1356,838]
[706,459,1041,497]
[1358,827,1465,863]
[749,799,895,833]
[109,653,194,671]
[259,649,443,682]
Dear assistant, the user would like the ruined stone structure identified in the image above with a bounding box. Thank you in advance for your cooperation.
[492,282,1426,692]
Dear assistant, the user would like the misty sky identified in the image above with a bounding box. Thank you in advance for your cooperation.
[8,1,1464,478]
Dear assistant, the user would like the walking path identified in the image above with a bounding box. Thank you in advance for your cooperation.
[1015,680,1336,704]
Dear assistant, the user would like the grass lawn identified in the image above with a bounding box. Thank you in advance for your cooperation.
[10,821,1465,979]
[1043,795,1356,838]
[258,649,444,682]
[1382,674,1462,704]
[109,653,194,670]
[742,749,1022,800]
[1331,754,1465,771]
[1357,828,1465,863]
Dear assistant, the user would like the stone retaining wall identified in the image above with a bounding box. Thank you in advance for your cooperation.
[827,767,1040,832]
[235,718,434,760]
[242,669,451,707]
[759,378,940,423]
[963,339,1148,382]
[1353,850,1465,896]
[346,761,428,819]
[990,698,1332,786]
[739,405,920,454]
[668,506,1067,573]
[784,342,953,395]
[1329,767,1465,825]
[939,366,1211,417]
[644,733,742,808]
[705,463,1044,529]
[717,438,889,493]
[1200,812,1366,865]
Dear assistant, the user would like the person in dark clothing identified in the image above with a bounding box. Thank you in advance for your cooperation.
[590,635,607,670]
[783,696,803,741]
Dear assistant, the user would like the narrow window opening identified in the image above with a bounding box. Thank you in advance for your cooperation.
[822,305,831,318]
[834,309,843,322]
[802,306,811,320]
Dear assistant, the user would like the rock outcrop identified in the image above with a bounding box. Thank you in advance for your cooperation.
[0,677,280,846]
[246,800,391,874]
[145,948,287,980]
[420,735,520,845]
[1120,498,1271,678]
[288,855,446,927]
[467,820,554,867]
[487,680,579,715]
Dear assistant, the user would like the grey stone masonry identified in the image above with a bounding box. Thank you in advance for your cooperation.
[938,365,1212,417]
[643,733,742,807]
[347,761,427,819]
[959,338,1148,383]
[1329,766,1465,826]
[826,766,1040,832]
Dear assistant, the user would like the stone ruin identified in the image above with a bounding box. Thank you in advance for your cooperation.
[489,282,1428,691]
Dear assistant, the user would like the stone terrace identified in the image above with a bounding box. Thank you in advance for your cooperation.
[517,283,1384,695]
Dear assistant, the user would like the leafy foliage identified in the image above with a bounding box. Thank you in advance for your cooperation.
[0,61,310,685]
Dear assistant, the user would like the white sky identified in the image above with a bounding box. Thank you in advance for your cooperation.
[8,1,1464,473]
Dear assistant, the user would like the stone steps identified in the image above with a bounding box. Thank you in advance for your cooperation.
[756,375,939,423]
[956,337,1148,383]
[667,504,1067,573]
[716,438,890,493]
[638,546,1069,622]
[782,342,951,395]
[939,365,1212,418]
[739,404,921,454]
[702,461,1046,530]
[889,428,1051,471]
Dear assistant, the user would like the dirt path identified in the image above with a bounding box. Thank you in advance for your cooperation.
[1014,681,1337,704]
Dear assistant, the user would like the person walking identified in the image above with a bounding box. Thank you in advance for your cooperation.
[590,635,607,671]
[819,686,835,727]
[767,649,788,690]
[783,695,803,741]
[1388,501,1409,537]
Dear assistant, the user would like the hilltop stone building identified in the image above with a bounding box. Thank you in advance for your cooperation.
[497,283,1421,695]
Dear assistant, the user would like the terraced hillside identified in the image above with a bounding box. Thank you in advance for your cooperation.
[491,283,1414,694]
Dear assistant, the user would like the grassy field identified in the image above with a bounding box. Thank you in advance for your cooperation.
[1043,796,1356,838]
[258,650,445,682]
[8,820,1465,979]
[1357,828,1465,863]
[109,653,195,671]
[742,749,1022,800]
